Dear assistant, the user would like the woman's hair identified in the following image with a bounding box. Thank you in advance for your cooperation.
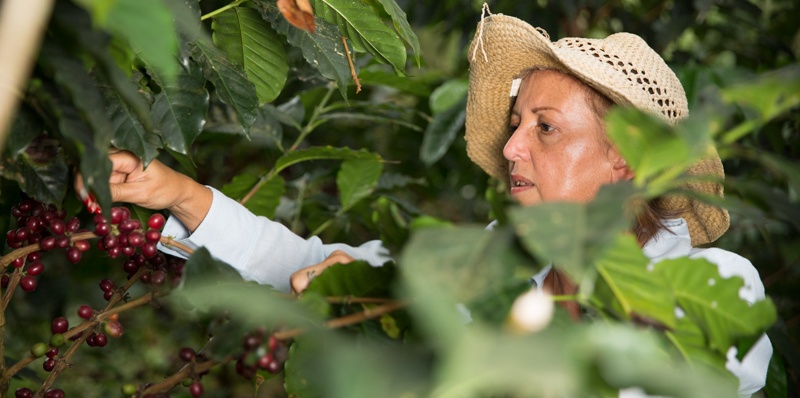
[512,67,679,245]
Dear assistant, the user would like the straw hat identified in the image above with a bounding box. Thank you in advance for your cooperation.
[465,13,729,245]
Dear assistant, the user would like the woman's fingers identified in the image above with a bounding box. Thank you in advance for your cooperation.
[290,250,355,294]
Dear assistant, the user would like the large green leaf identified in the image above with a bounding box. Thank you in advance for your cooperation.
[304,261,395,297]
[375,0,421,67]
[103,85,162,166]
[420,96,466,165]
[212,7,289,104]
[605,108,713,196]
[653,257,777,354]
[40,42,113,212]
[189,40,259,134]
[429,79,468,114]
[337,158,383,211]
[721,64,800,140]
[399,226,536,351]
[593,235,676,329]
[51,1,155,134]
[272,146,381,176]
[148,57,209,155]
[258,2,352,96]
[509,183,636,280]
[312,0,407,73]
[77,0,179,81]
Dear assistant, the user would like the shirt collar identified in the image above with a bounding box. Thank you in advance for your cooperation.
[641,218,693,263]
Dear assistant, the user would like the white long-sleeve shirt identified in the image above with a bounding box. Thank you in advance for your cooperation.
[158,187,771,396]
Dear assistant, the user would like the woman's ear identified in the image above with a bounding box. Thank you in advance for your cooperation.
[611,157,635,182]
[607,147,634,182]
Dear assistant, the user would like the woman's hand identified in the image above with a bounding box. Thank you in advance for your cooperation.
[290,250,355,294]
[78,150,212,232]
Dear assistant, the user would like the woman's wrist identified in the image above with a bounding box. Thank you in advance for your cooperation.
[167,179,213,233]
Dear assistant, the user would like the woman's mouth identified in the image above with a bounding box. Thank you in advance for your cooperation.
[509,174,534,194]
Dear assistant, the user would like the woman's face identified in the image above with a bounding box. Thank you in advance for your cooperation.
[503,70,629,206]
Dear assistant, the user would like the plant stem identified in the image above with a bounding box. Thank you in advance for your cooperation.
[137,356,234,396]
[272,300,408,340]
[200,0,246,21]
[289,85,336,152]
[550,294,577,302]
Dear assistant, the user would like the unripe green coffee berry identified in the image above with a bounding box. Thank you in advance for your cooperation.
[121,383,137,395]
[50,333,65,347]
[182,378,193,387]
[31,342,48,357]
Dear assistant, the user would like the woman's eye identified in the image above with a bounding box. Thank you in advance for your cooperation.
[507,124,519,133]
[539,122,555,134]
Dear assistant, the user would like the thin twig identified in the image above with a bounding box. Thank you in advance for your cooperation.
[159,236,195,257]
[137,356,234,396]
[273,300,408,340]
[200,0,245,21]
[341,36,361,93]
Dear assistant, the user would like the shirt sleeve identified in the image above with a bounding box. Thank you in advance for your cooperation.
[689,248,773,397]
[158,186,392,293]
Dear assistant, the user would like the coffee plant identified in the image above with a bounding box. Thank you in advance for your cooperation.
[0,0,798,396]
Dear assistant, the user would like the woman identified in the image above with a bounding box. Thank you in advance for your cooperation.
[103,13,770,396]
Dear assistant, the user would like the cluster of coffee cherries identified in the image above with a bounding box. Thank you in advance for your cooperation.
[93,208,185,290]
[234,330,289,380]
[14,387,64,398]
[4,198,91,292]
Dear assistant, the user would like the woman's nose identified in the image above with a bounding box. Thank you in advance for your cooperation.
[503,129,529,162]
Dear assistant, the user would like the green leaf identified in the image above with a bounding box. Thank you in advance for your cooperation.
[3,134,68,205]
[653,257,777,354]
[103,84,162,166]
[221,173,260,200]
[420,96,466,165]
[605,108,714,195]
[40,42,113,212]
[722,64,800,122]
[312,0,407,73]
[243,176,285,219]
[80,0,179,81]
[375,0,421,67]
[509,183,636,280]
[182,247,244,290]
[51,1,155,134]
[593,235,676,329]
[765,349,787,398]
[337,158,383,211]
[305,261,395,297]
[190,39,259,134]
[399,226,536,350]
[272,146,381,176]
[259,2,352,97]
[320,336,433,398]
[358,66,431,96]
[429,79,468,115]
[148,57,209,155]
[212,7,289,104]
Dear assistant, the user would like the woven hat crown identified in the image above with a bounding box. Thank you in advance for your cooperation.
[465,14,729,245]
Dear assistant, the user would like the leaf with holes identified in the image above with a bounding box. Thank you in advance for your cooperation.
[592,235,676,329]
[212,7,289,104]
[652,257,776,354]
